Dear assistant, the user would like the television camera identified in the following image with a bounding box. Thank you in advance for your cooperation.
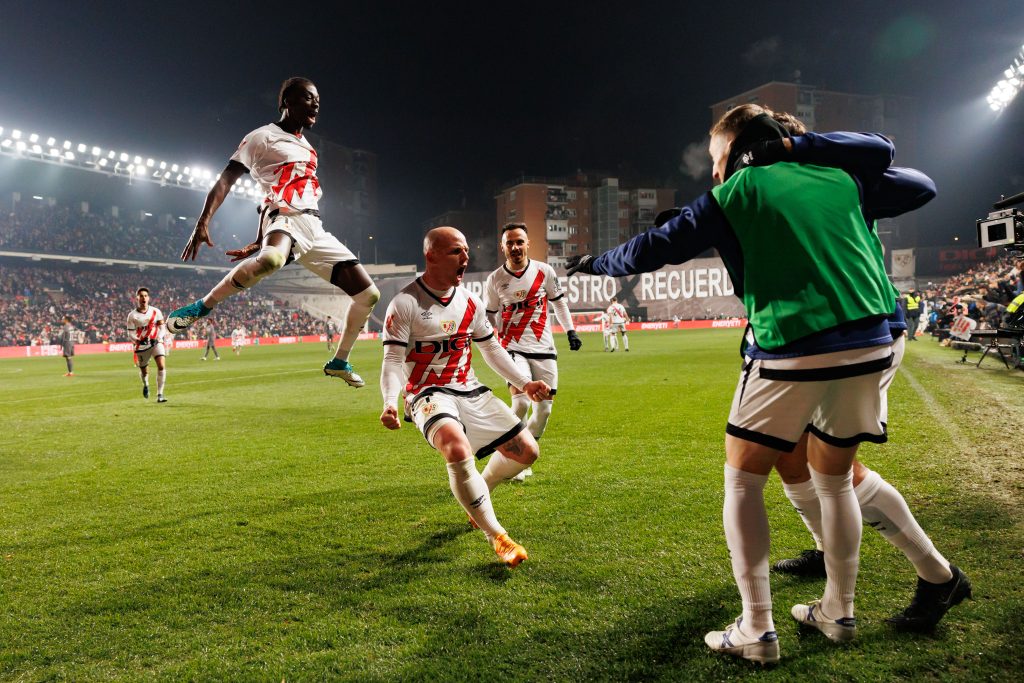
[977,191,1024,249]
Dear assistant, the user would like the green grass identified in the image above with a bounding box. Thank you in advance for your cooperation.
[1,330,1021,681]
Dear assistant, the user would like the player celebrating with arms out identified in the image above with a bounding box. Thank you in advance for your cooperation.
[379,227,551,567]
[127,287,168,402]
[484,222,581,480]
[166,76,379,388]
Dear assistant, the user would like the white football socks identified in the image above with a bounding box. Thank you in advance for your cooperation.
[723,464,774,636]
[334,284,380,362]
[482,452,531,491]
[510,393,531,420]
[157,369,166,395]
[446,458,505,541]
[781,478,824,551]
[855,468,952,584]
[526,399,553,439]
[809,466,861,620]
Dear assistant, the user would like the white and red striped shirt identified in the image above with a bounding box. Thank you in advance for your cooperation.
[382,279,495,399]
[230,123,321,212]
[127,306,164,351]
[484,259,565,356]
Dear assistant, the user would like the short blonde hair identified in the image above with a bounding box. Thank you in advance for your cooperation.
[710,103,769,139]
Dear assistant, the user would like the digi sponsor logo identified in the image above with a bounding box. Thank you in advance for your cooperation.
[440,320,456,335]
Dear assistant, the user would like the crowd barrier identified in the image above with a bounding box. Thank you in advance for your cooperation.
[0,319,747,359]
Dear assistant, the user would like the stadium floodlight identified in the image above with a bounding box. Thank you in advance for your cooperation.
[15,140,26,152]
[28,133,38,143]
[0,140,10,148]
[134,155,142,164]
[48,147,60,157]
[11,129,21,139]
[120,152,129,162]
[988,44,1024,112]
[98,158,108,167]
[76,143,86,153]
[32,144,42,154]
[107,150,115,158]
[91,146,101,156]
[163,171,171,179]
[171,163,178,172]
[63,151,73,160]
[146,158,154,168]
[46,137,55,146]
[159,160,167,170]
[126,163,135,172]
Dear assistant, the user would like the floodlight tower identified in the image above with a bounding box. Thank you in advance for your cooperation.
[987,45,1024,112]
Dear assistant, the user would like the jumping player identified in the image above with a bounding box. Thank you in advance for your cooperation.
[166,76,379,388]
[484,223,582,480]
[606,297,629,351]
[127,287,168,402]
[379,227,551,567]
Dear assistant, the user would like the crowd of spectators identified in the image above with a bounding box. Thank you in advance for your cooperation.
[910,253,1024,339]
[1,260,324,347]
[0,202,247,265]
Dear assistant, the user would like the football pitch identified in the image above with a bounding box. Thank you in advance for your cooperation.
[1,330,1021,681]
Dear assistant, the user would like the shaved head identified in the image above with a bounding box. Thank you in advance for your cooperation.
[424,226,466,255]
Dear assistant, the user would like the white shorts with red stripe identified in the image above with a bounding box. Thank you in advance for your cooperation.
[412,388,524,459]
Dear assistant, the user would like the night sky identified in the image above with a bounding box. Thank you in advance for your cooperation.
[2,1,1023,264]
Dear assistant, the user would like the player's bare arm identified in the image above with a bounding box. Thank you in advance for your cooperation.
[182,160,247,261]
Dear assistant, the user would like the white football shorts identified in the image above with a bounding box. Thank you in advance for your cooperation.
[135,342,166,367]
[412,389,525,459]
[265,212,358,282]
[508,353,558,394]
[726,343,894,452]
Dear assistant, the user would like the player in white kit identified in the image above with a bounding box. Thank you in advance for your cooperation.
[484,223,581,480]
[127,287,168,403]
[606,297,629,351]
[231,326,246,355]
[166,77,379,388]
[379,227,551,567]
[598,311,615,352]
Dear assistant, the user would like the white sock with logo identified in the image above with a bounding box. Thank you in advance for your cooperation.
[447,458,505,541]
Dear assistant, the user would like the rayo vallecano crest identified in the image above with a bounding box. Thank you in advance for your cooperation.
[513,289,527,300]
[440,320,457,335]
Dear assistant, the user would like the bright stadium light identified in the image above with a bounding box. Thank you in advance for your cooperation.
[91,146,101,156]
[28,133,38,143]
[11,129,21,139]
[98,158,108,167]
[46,137,55,146]
[63,151,73,160]
[32,144,42,154]
[988,44,1024,112]
[120,152,129,162]
[134,155,142,164]
[76,143,86,153]
[0,140,11,148]
[15,140,26,152]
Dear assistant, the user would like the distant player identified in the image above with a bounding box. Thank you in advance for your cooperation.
[59,316,76,376]
[598,310,615,352]
[484,222,581,480]
[201,321,220,361]
[379,227,551,567]
[231,325,246,355]
[166,76,379,388]
[325,315,338,351]
[127,287,168,402]
[606,297,629,351]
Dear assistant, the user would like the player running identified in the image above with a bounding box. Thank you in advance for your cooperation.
[484,222,581,480]
[379,227,551,567]
[606,297,629,352]
[166,76,379,388]
[127,287,168,402]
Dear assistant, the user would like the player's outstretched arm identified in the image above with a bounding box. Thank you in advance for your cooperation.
[182,160,247,262]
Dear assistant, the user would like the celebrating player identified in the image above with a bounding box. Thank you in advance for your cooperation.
[484,223,581,480]
[127,287,168,402]
[568,104,934,664]
[166,76,379,388]
[379,227,551,567]
[606,296,629,352]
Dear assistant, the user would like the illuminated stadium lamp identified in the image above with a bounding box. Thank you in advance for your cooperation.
[159,160,167,170]
[163,171,171,179]
[76,143,86,153]
[46,137,55,146]
[29,133,38,143]
[0,140,10,148]
[107,150,115,158]
[171,163,178,172]
[11,129,21,139]
[15,141,26,152]
[63,151,73,160]
[178,216,187,220]
[146,158,154,168]
[98,158,108,167]
[48,147,60,157]
[32,144,42,154]
[32,195,43,200]
[119,152,129,162]
[91,146,101,156]
[176,174,182,181]
[133,155,142,165]
[126,163,135,172]
[144,212,153,217]
[183,166,190,174]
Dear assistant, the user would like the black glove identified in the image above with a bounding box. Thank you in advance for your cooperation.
[731,138,788,173]
[566,254,597,276]
[654,208,681,227]
[566,330,582,351]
